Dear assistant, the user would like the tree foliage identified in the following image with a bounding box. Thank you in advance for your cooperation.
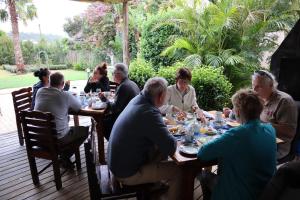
[155,0,300,90]
[0,31,14,65]
[140,11,181,70]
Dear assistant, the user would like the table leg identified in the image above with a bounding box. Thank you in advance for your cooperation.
[94,118,106,164]
[73,115,79,126]
[181,164,203,200]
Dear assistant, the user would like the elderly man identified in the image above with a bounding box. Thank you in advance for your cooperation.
[100,63,140,140]
[252,70,298,159]
[108,77,182,200]
[34,72,89,168]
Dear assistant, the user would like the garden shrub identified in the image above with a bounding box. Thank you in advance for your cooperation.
[0,31,14,65]
[73,61,88,71]
[141,12,180,69]
[129,58,155,89]
[156,62,186,85]
[191,66,232,110]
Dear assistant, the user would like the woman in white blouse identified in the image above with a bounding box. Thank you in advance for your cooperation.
[160,67,202,117]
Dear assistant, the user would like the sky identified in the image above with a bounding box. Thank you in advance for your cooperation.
[0,0,90,37]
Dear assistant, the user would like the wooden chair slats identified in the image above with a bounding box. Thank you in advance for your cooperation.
[12,87,32,97]
[29,140,54,148]
[85,133,150,200]
[24,118,55,127]
[15,98,32,107]
[20,110,82,190]
[26,126,55,136]
[17,103,31,111]
[22,110,53,119]
[12,87,33,146]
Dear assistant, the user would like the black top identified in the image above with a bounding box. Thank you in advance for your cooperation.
[84,76,110,93]
[103,78,140,117]
[108,92,177,178]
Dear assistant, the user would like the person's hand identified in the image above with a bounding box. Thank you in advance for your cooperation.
[200,116,208,124]
[89,76,98,83]
[172,106,181,113]
[192,106,199,113]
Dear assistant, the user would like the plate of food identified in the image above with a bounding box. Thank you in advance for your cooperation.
[168,125,184,136]
[205,127,217,136]
[179,144,200,156]
[164,117,177,125]
[175,113,186,124]
[226,121,240,127]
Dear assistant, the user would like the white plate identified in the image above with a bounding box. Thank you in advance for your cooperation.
[179,144,200,155]
[91,102,106,110]
[186,113,194,120]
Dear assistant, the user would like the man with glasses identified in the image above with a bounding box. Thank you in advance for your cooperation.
[99,63,140,140]
[252,70,298,159]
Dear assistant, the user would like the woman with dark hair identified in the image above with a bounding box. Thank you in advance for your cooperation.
[31,68,50,109]
[84,62,110,93]
[160,67,200,115]
[31,68,70,109]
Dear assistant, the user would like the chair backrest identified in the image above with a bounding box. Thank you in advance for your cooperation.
[85,134,101,199]
[109,81,119,93]
[20,110,58,157]
[12,87,32,133]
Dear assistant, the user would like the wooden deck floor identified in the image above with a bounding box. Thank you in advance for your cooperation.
[0,130,203,200]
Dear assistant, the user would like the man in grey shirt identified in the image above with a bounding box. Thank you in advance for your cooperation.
[34,72,89,167]
[252,70,298,159]
[108,77,183,200]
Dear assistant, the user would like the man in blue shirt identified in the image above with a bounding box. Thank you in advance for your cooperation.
[108,77,182,200]
[198,89,277,200]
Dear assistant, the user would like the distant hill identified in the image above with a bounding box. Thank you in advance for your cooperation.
[8,32,64,42]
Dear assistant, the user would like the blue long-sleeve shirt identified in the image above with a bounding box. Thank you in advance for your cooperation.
[198,119,277,200]
[108,92,177,178]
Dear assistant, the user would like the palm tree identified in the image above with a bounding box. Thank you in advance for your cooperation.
[160,0,300,68]
[160,0,244,68]
[0,0,36,73]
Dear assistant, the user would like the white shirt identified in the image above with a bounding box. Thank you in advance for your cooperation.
[160,84,199,114]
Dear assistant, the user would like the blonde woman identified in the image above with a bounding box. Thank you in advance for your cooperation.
[198,89,276,200]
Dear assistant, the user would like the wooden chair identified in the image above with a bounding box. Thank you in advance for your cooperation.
[12,87,32,146]
[84,131,153,200]
[109,81,119,93]
[20,110,82,190]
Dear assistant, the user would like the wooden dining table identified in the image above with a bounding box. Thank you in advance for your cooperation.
[169,112,286,200]
[70,106,107,164]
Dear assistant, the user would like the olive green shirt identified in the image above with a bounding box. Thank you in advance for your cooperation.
[260,90,298,159]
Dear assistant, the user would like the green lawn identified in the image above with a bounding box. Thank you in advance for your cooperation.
[0,69,88,90]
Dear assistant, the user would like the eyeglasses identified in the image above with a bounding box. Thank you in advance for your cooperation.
[254,70,274,80]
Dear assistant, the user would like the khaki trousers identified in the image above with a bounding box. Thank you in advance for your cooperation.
[118,161,183,200]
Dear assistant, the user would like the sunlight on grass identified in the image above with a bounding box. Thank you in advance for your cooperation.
[0,70,88,90]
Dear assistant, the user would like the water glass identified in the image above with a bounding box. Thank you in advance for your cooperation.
[215,111,223,122]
